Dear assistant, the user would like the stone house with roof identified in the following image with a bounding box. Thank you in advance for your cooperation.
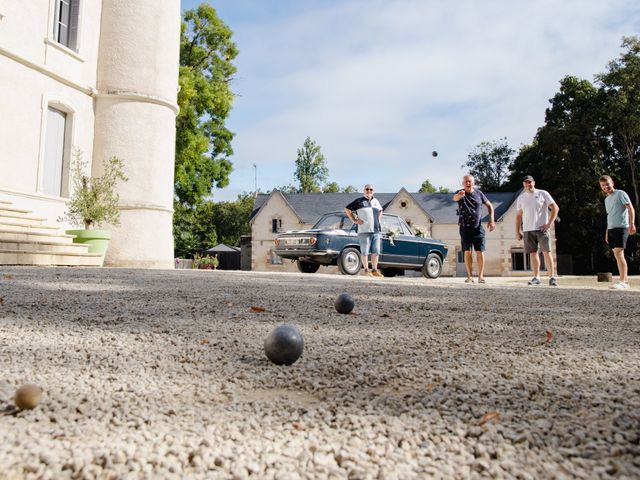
[249,188,557,277]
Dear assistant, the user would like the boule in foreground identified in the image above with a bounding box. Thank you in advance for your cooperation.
[14,384,43,410]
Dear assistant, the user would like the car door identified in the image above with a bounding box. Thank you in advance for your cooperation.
[380,215,419,265]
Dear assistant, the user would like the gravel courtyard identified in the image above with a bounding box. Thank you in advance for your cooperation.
[1,267,639,479]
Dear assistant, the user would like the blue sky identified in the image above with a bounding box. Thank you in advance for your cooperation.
[180,0,639,200]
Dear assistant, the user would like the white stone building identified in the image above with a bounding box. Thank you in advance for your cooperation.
[249,189,558,277]
[0,1,179,268]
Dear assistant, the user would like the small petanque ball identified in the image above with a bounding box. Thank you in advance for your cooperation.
[14,384,43,410]
[264,325,304,365]
[334,293,355,314]
[431,151,438,157]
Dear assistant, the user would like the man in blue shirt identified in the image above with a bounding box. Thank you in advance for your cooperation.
[599,175,637,290]
[453,175,495,283]
[345,184,383,276]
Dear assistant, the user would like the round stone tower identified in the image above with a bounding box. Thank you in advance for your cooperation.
[93,0,180,268]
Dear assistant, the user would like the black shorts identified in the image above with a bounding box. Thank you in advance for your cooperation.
[460,226,485,252]
[608,228,629,249]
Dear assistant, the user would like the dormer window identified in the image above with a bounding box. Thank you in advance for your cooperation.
[400,200,408,208]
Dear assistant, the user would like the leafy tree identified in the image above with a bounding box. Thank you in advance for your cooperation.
[175,4,238,208]
[277,184,298,194]
[173,193,254,257]
[464,139,515,191]
[173,201,217,258]
[294,137,329,192]
[419,179,436,193]
[595,36,640,217]
[210,193,254,246]
[342,185,357,193]
[419,179,451,193]
[508,76,612,273]
[323,182,340,193]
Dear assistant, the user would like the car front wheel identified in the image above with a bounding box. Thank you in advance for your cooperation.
[422,253,443,279]
[337,247,362,275]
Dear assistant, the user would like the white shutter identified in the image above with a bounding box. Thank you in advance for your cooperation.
[68,0,80,51]
[43,107,67,196]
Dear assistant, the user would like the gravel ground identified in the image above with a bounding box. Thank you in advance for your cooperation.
[0,267,639,479]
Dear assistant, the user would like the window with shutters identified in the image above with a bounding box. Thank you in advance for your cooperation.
[54,0,80,51]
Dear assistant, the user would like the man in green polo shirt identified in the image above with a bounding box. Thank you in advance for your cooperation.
[599,175,637,290]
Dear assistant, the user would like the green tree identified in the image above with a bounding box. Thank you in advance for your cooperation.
[419,179,451,193]
[173,193,254,257]
[342,185,357,193]
[210,193,254,246]
[294,137,329,192]
[175,4,238,208]
[323,182,340,193]
[173,201,217,258]
[595,36,640,217]
[464,139,515,191]
[507,76,611,273]
[419,179,436,193]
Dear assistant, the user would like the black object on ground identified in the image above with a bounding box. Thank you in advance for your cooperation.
[334,293,355,314]
[264,325,304,365]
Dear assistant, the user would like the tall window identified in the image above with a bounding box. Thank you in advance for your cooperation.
[55,0,80,51]
[43,107,68,196]
[272,218,282,233]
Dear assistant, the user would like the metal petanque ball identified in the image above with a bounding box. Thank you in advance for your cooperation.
[334,293,355,314]
[264,324,304,365]
[431,150,438,157]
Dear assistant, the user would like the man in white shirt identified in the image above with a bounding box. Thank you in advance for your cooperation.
[345,184,383,276]
[515,175,560,286]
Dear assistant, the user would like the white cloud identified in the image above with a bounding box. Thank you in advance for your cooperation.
[205,0,639,199]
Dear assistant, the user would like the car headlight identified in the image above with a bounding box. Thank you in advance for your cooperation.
[309,236,317,246]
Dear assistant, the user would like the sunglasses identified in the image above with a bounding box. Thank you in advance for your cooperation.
[365,188,374,191]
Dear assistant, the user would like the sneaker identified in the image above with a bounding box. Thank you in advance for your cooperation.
[549,277,558,287]
[609,281,629,290]
[528,277,541,285]
[361,270,373,276]
[371,270,383,277]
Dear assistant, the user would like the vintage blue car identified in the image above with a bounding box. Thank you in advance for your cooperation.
[274,212,448,278]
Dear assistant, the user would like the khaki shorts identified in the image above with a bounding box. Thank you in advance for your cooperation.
[524,230,551,254]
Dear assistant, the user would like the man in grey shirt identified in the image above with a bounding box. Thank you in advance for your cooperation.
[345,184,383,276]
[599,175,637,290]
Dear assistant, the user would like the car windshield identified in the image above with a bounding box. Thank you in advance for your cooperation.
[313,213,354,230]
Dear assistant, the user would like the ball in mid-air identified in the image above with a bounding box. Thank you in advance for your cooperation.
[264,325,304,365]
[14,384,43,410]
[431,151,438,157]
[334,293,355,314]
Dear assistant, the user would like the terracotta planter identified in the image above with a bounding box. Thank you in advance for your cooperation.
[66,229,112,255]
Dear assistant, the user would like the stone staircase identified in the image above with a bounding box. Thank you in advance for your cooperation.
[0,199,103,266]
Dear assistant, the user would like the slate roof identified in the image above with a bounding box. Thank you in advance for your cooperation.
[251,190,520,226]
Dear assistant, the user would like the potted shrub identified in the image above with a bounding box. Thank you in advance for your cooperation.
[192,254,219,270]
[59,149,127,258]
